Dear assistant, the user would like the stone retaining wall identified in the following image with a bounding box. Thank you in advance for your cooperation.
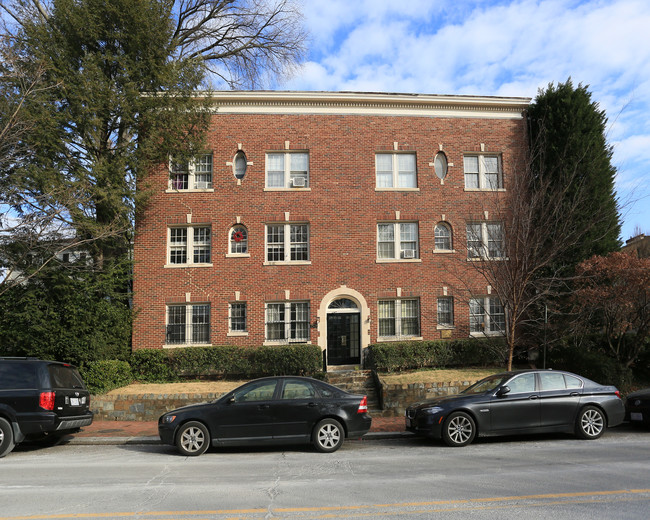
[91,393,226,421]
[375,377,478,417]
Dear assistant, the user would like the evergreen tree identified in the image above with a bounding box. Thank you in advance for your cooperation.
[527,80,621,267]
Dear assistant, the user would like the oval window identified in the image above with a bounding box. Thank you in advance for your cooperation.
[234,151,247,180]
[434,152,448,180]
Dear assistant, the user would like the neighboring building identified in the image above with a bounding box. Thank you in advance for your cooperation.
[622,234,650,258]
[133,91,530,367]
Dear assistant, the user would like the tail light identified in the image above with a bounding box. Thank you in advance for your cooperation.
[357,396,368,414]
[615,390,622,399]
[39,391,55,411]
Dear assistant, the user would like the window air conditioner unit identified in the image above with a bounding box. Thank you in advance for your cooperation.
[402,249,416,259]
[291,177,306,187]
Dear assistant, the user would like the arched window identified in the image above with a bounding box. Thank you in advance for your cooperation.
[434,222,452,251]
[434,152,448,180]
[328,298,359,310]
[233,151,247,180]
[230,225,248,254]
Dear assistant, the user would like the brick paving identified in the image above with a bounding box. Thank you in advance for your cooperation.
[76,416,405,438]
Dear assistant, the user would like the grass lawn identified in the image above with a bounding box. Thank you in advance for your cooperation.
[379,367,501,384]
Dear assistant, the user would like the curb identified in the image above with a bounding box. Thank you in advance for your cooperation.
[65,431,414,446]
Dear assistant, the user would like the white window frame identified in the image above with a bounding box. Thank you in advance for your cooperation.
[377,298,421,340]
[228,302,248,336]
[265,223,310,264]
[264,301,310,344]
[434,222,453,252]
[377,222,420,262]
[375,152,418,190]
[466,222,505,260]
[463,154,503,190]
[168,154,213,191]
[265,151,310,190]
[165,303,211,347]
[167,225,212,267]
[227,225,250,257]
[437,297,454,329]
[469,297,505,336]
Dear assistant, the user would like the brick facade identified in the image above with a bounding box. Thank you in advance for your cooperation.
[133,91,529,366]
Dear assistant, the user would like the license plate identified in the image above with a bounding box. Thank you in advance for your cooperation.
[70,397,80,406]
[631,412,643,422]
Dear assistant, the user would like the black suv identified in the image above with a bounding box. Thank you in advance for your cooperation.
[0,358,93,457]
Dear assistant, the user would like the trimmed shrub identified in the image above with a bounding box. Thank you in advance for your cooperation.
[366,338,507,372]
[81,360,133,395]
[130,349,177,383]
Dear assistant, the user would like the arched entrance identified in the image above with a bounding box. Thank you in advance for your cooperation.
[326,298,361,365]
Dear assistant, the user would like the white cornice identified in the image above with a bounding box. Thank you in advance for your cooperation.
[195,90,530,119]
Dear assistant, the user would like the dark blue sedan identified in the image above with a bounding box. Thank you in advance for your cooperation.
[159,376,372,456]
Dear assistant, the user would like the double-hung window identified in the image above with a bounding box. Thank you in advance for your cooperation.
[266,152,309,188]
[376,153,417,189]
[169,154,213,190]
[469,297,505,335]
[229,302,247,334]
[378,299,420,339]
[168,226,211,265]
[166,304,210,345]
[434,223,453,251]
[463,154,502,190]
[266,223,309,263]
[466,222,504,259]
[437,297,454,328]
[265,302,310,343]
[377,222,419,260]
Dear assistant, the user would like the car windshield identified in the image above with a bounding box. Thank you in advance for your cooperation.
[461,374,508,395]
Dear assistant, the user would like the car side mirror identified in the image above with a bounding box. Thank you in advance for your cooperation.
[227,394,236,404]
[496,386,510,397]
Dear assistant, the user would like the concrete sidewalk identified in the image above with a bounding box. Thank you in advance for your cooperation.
[66,416,410,445]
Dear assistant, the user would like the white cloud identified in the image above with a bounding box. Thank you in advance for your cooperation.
[287,0,650,239]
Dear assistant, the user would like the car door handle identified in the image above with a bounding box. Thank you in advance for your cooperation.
[307,402,317,407]
[529,395,539,400]
[257,404,270,410]
[570,392,580,397]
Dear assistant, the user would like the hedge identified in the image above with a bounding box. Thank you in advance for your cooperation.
[366,338,508,372]
[80,360,133,395]
[130,344,323,382]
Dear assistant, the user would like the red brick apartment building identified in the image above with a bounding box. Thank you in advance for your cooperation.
[132,91,530,367]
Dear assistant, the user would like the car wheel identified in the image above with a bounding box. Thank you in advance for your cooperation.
[313,418,344,453]
[575,406,605,439]
[442,412,476,447]
[175,421,210,456]
[0,417,15,458]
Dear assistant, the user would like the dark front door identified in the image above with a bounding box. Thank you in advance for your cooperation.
[327,313,360,365]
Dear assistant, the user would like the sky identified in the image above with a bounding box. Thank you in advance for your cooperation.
[282,0,650,243]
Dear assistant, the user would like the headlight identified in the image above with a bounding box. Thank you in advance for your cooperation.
[422,407,444,415]
[162,415,177,424]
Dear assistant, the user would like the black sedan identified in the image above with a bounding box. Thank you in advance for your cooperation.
[626,388,650,428]
[158,376,372,456]
[405,369,625,447]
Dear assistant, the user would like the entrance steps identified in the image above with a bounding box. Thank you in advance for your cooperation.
[325,370,382,415]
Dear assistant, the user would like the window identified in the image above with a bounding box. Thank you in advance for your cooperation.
[230,225,248,255]
[434,223,452,251]
[434,152,448,180]
[507,373,536,393]
[463,154,502,190]
[169,154,213,190]
[469,297,505,335]
[166,304,210,345]
[466,222,504,259]
[229,302,247,333]
[281,379,316,399]
[265,223,309,263]
[437,297,454,327]
[265,302,310,343]
[378,299,420,338]
[377,222,419,260]
[233,380,277,402]
[376,153,417,188]
[266,152,309,188]
[168,226,211,265]
[233,151,247,180]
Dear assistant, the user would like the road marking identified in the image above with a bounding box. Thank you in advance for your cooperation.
[2,489,649,519]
